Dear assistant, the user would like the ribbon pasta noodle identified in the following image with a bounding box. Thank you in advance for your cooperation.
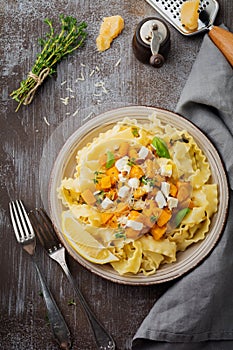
[58,114,218,276]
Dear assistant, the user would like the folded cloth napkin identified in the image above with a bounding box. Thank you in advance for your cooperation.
[132,29,233,350]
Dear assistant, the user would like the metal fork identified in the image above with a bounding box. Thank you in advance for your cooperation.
[9,200,71,350]
[29,208,116,350]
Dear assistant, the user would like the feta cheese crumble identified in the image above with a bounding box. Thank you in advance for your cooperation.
[126,220,143,231]
[118,185,130,198]
[167,197,178,210]
[160,164,172,177]
[128,178,140,189]
[155,191,167,208]
[161,182,170,198]
[101,197,114,210]
[138,146,149,159]
[115,156,131,174]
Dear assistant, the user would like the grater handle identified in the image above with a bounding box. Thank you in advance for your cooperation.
[208,26,233,66]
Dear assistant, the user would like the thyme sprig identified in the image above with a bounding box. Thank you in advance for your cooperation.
[10,15,87,111]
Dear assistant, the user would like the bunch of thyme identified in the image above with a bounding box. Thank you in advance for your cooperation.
[10,15,87,111]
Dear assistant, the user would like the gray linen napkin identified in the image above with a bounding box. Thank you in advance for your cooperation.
[132,30,233,350]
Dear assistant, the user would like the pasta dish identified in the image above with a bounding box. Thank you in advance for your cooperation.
[58,113,218,276]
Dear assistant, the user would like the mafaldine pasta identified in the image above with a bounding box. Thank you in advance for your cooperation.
[58,114,218,276]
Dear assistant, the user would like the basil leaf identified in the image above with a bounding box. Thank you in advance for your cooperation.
[106,151,115,169]
[141,176,148,185]
[175,208,191,227]
[151,136,170,159]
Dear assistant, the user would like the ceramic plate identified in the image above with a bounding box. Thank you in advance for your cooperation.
[48,106,229,285]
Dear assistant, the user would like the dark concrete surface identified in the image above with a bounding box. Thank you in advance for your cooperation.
[0,1,232,349]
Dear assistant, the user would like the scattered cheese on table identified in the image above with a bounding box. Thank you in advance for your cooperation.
[96,15,124,52]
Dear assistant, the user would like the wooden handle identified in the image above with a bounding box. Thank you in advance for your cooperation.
[208,26,233,66]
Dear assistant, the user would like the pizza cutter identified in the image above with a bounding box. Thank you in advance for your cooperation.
[146,0,233,66]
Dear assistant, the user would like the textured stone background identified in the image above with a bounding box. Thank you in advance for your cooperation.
[0,1,232,349]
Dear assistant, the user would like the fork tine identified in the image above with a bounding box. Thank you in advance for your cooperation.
[9,200,35,242]
[9,201,21,242]
[17,200,35,240]
[9,203,71,348]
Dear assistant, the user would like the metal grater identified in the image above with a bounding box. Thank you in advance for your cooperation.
[146,0,219,36]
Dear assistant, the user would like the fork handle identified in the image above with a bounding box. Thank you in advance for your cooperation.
[60,261,115,350]
[33,258,71,349]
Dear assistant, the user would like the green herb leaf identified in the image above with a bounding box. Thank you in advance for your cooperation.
[68,299,76,306]
[141,176,158,187]
[127,158,136,166]
[175,208,191,227]
[141,176,148,185]
[151,137,170,159]
[95,191,105,204]
[150,215,157,223]
[132,127,139,137]
[114,225,126,239]
[10,15,87,111]
[115,232,126,239]
[93,170,105,184]
[106,151,115,169]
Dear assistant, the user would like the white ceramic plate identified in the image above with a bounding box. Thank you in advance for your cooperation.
[48,106,229,285]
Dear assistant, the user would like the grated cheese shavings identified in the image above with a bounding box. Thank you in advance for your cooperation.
[83,112,94,121]
[72,108,79,117]
[43,116,50,126]
[66,87,74,93]
[76,72,85,81]
[94,81,108,94]
[115,58,121,67]
[89,69,95,77]
[60,96,70,105]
